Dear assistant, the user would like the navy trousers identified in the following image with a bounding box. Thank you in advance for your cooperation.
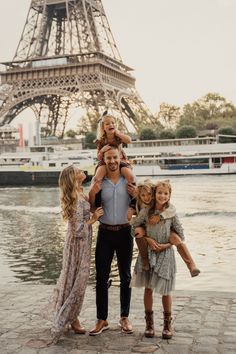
[95,225,133,320]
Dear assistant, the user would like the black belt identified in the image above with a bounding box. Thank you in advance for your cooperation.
[99,223,130,231]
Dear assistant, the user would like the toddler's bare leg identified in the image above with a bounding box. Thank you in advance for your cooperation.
[135,227,149,271]
[93,165,107,182]
[120,166,135,183]
[169,232,200,277]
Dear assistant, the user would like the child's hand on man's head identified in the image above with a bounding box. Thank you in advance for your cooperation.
[101,144,111,154]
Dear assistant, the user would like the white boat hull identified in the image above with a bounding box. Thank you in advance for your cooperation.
[132,163,236,176]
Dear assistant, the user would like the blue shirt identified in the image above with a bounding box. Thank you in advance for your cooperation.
[99,176,130,225]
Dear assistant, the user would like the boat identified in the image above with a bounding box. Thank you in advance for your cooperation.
[0,145,95,186]
[125,140,236,176]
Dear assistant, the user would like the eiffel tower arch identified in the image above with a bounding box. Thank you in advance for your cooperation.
[0,0,155,137]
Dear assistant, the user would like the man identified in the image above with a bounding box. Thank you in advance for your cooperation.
[89,145,135,336]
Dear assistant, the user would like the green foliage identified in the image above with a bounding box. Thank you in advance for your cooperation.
[177,93,236,132]
[204,121,219,130]
[40,127,51,137]
[218,126,236,143]
[157,103,181,129]
[84,131,96,149]
[77,112,100,135]
[65,129,77,138]
[139,128,157,140]
[175,125,197,139]
[73,92,236,138]
[159,129,176,139]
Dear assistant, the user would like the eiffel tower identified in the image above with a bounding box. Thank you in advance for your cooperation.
[0,0,155,137]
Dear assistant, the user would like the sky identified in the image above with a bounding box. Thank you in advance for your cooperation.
[0,0,236,133]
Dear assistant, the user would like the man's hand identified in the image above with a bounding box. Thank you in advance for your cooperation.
[127,183,137,198]
[89,179,102,210]
[127,207,136,222]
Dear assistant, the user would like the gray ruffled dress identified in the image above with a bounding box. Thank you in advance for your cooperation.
[130,204,185,295]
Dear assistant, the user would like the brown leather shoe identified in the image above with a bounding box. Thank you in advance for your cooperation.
[89,320,109,336]
[119,317,133,334]
[71,320,86,334]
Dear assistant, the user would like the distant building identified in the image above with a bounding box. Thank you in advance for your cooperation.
[0,125,19,153]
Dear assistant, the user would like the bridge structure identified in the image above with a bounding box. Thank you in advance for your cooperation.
[0,0,155,137]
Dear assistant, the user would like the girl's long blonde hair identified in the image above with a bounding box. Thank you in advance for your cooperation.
[136,179,155,213]
[59,165,80,221]
[96,114,116,141]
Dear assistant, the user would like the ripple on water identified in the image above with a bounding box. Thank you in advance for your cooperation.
[0,176,236,292]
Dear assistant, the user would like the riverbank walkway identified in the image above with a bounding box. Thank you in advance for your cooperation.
[0,284,235,354]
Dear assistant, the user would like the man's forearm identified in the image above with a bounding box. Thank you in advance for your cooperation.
[89,189,96,211]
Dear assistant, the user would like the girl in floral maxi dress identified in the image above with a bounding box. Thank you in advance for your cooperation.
[45,165,103,344]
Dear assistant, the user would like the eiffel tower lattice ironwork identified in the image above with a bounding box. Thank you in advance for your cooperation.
[0,0,155,137]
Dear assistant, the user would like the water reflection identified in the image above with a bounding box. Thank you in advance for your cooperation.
[0,186,133,286]
[1,209,63,283]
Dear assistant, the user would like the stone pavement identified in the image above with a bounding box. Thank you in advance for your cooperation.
[0,284,236,354]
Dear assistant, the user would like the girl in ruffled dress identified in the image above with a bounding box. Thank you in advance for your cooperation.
[131,180,200,339]
[44,165,103,344]
[93,114,134,184]
[93,113,136,214]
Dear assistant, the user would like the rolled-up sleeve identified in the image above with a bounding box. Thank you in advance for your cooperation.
[171,214,185,241]
[131,208,147,237]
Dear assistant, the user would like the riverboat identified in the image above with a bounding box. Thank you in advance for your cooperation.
[125,141,236,176]
[0,145,95,186]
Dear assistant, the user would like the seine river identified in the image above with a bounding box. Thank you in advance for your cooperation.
[0,175,235,292]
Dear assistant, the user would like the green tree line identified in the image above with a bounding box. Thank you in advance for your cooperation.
[67,93,236,147]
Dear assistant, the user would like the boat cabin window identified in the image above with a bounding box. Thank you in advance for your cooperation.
[49,163,56,167]
[30,147,46,153]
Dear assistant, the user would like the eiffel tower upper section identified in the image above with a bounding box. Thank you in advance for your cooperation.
[0,0,155,136]
[14,0,122,62]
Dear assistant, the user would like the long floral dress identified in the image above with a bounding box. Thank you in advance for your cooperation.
[130,204,185,295]
[44,197,92,336]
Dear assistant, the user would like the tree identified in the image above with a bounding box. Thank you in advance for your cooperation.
[139,128,157,140]
[77,112,100,134]
[159,129,175,140]
[178,93,236,131]
[175,125,197,139]
[65,129,77,138]
[83,131,96,149]
[157,103,181,129]
[218,126,236,143]
[204,122,219,130]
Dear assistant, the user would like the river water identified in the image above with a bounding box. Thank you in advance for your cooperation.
[0,175,235,292]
